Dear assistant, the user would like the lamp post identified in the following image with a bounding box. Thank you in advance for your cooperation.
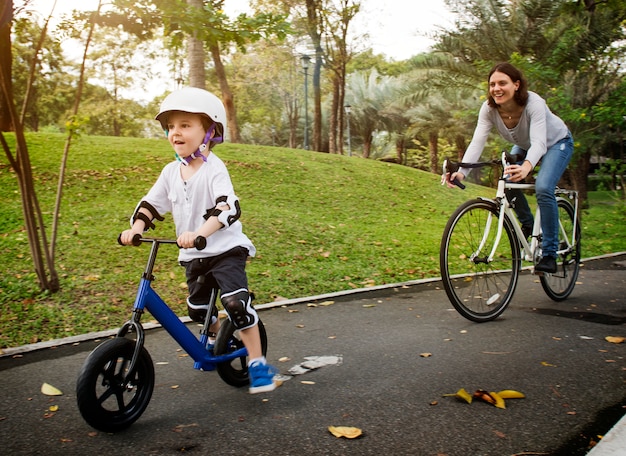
[344,104,352,157]
[301,54,311,150]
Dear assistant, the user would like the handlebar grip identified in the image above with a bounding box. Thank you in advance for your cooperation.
[117,233,142,246]
[194,236,207,250]
[452,177,466,190]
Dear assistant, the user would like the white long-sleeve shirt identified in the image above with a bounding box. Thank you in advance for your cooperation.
[461,91,569,174]
[138,153,256,261]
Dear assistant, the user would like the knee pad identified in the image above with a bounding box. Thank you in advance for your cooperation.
[221,289,258,330]
[187,297,219,323]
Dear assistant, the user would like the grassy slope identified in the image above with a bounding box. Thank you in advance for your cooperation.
[1,133,624,348]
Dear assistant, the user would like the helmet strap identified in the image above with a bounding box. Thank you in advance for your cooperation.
[175,125,217,166]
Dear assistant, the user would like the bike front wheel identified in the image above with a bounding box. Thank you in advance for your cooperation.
[440,199,521,322]
[540,198,581,301]
[76,337,155,432]
[214,318,268,387]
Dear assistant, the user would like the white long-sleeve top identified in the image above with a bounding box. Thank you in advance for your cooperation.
[138,153,256,262]
[461,91,569,174]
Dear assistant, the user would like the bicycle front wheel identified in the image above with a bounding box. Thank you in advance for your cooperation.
[76,337,155,432]
[440,199,521,322]
[540,198,581,301]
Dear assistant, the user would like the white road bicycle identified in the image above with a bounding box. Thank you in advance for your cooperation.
[440,153,581,322]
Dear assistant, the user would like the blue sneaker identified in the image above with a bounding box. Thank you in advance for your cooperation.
[248,361,279,394]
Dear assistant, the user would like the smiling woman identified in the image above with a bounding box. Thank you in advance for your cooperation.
[442,62,574,274]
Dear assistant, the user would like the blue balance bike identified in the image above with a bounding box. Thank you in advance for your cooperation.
[76,235,267,432]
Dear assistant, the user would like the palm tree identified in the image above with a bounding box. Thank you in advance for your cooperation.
[344,69,398,158]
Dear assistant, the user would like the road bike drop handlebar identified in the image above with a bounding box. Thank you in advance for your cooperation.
[442,159,466,189]
[443,152,524,190]
[117,233,207,250]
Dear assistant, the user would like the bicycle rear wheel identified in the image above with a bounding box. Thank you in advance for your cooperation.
[214,318,268,387]
[540,198,581,300]
[440,199,521,322]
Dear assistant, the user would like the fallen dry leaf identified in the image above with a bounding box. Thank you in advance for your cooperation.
[420,353,432,358]
[41,383,63,396]
[328,426,362,439]
[497,390,525,399]
[443,388,473,404]
[605,336,625,344]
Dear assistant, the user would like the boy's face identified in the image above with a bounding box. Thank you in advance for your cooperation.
[166,111,207,158]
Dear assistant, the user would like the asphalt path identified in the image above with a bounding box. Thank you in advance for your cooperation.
[1,254,625,456]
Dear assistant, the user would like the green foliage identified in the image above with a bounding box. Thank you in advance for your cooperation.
[1,133,624,348]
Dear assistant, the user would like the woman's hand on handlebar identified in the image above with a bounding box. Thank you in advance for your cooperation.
[504,160,532,182]
[442,171,466,189]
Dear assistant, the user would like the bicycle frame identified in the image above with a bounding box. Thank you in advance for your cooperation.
[476,178,579,265]
[117,239,247,377]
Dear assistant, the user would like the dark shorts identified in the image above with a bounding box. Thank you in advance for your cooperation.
[180,247,249,305]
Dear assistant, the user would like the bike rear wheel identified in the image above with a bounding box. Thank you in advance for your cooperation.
[440,199,521,322]
[214,318,268,387]
[540,198,581,300]
[76,337,154,432]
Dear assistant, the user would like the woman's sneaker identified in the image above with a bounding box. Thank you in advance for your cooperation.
[535,255,557,274]
[248,361,279,394]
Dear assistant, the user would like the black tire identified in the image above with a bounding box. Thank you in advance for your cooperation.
[214,318,268,387]
[440,199,521,322]
[540,198,581,301]
[76,337,154,432]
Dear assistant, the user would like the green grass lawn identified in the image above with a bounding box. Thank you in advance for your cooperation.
[1,132,624,348]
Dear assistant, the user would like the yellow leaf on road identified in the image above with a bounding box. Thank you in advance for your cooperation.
[606,336,624,344]
[41,383,62,396]
[328,426,362,439]
[497,389,525,399]
[489,391,506,409]
[443,388,473,404]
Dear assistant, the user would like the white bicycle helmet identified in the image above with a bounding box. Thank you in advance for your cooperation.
[155,87,227,141]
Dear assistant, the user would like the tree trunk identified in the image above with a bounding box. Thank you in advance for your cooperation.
[209,41,240,143]
[396,137,404,164]
[0,0,13,132]
[186,0,206,89]
[313,46,323,151]
[0,0,58,291]
[569,150,590,206]
[429,131,439,174]
[305,0,323,151]
[328,78,339,154]
[363,134,372,158]
[455,134,466,161]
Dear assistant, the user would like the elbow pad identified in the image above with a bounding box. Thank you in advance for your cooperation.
[131,201,164,231]
[203,195,241,228]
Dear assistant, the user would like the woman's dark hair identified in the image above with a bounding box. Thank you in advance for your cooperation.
[486,62,529,108]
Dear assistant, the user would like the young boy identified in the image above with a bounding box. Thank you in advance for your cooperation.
[119,87,277,394]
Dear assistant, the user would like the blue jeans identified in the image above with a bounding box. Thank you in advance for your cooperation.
[505,133,574,257]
